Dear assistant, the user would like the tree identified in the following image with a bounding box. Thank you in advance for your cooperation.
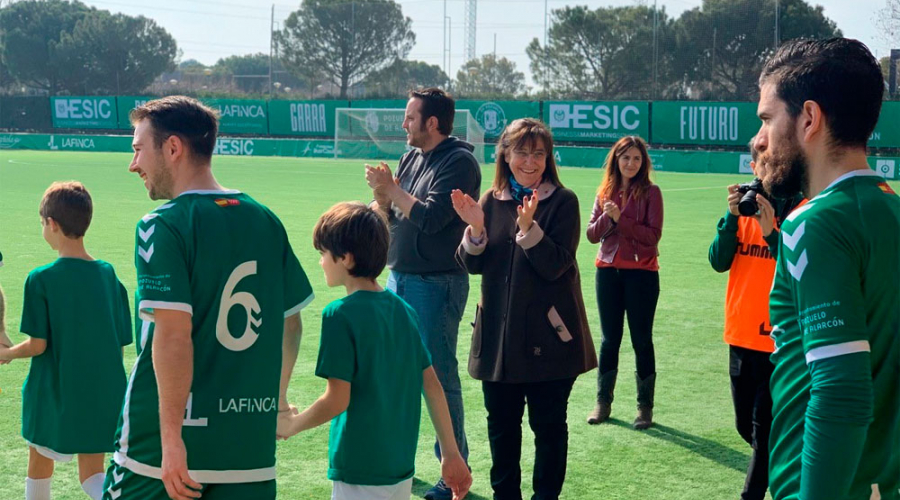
[363,59,448,97]
[277,0,415,98]
[454,54,527,98]
[179,59,207,71]
[874,0,900,49]
[0,0,91,94]
[0,0,177,95]
[56,10,177,94]
[526,5,676,99]
[672,0,841,100]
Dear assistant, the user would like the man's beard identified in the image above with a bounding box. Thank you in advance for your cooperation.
[148,158,175,200]
[760,134,809,199]
[406,121,428,148]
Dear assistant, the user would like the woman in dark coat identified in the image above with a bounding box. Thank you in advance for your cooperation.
[451,118,596,500]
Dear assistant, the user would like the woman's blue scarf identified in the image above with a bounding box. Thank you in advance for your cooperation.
[509,175,535,202]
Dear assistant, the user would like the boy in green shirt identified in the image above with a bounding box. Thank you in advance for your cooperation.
[0,182,132,500]
[277,202,472,500]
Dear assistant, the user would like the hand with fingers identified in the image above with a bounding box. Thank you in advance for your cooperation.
[161,439,202,500]
[451,189,485,238]
[727,184,742,217]
[440,453,472,500]
[602,199,620,223]
[753,194,776,237]
[516,194,539,233]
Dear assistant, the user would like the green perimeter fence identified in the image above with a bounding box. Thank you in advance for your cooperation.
[3,96,898,149]
[2,132,898,181]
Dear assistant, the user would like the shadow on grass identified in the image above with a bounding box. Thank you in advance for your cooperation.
[412,477,491,500]
[632,422,750,473]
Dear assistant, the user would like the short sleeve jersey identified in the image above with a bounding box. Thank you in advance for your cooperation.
[316,290,431,486]
[20,259,131,454]
[768,171,900,500]
[113,190,314,484]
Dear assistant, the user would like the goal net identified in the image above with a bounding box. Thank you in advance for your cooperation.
[334,108,485,163]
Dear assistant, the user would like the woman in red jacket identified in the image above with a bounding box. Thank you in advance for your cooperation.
[585,135,663,430]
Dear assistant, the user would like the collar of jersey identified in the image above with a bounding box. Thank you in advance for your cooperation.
[816,168,879,199]
[176,189,242,197]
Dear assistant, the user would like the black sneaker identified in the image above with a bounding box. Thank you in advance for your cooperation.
[424,478,453,500]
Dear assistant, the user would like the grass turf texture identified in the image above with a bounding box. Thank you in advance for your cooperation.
[2,151,893,499]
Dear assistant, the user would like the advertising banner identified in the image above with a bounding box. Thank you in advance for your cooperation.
[456,100,541,139]
[651,101,760,146]
[51,96,118,129]
[202,99,268,134]
[542,101,650,143]
[268,100,347,137]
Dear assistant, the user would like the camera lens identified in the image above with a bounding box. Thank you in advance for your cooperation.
[738,190,760,216]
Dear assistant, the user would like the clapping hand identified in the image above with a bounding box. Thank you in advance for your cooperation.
[451,189,485,237]
[365,162,394,192]
[602,200,621,223]
[516,194,539,233]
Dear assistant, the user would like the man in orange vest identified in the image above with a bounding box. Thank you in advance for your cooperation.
[709,141,803,500]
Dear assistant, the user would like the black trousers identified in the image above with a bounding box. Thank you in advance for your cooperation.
[595,267,660,380]
[482,378,576,500]
[729,345,774,500]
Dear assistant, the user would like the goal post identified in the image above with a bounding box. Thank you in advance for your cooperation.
[334,107,485,163]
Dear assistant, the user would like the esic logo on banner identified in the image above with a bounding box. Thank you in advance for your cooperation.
[52,97,116,128]
[545,102,644,142]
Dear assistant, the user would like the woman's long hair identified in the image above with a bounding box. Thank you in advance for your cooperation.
[597,136,653,202]
[493,118,563,192]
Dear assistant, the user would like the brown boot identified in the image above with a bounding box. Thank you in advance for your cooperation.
[587,370,617,425]
[587,401,612,425]
[633,405,653,430]
[633,372,656,430]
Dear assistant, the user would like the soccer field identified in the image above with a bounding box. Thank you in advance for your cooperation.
[1,150,890,499]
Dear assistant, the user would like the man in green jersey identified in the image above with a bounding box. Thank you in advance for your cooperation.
[103,96,314,500]
[755,38,899,500]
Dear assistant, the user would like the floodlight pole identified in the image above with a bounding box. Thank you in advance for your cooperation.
[269,4,274,96]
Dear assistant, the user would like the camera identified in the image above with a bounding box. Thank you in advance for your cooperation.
[736,178,770,216]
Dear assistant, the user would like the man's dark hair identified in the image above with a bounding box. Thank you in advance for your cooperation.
[759,38,884,149]
[409,87,455,136]
[313,202,390,280]
[40,181,92,238]
[130,96,219,162]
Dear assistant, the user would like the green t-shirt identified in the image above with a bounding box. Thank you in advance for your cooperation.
[769,171,900,500]
[20,258,132,454]
[316,290,432,486]
[113,190,314,484]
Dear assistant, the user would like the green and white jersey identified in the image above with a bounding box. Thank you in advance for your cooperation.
[769,170,900,500]
[113,190,314,484]
[20,259,131,454]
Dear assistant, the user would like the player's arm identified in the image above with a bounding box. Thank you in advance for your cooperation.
[791,217,872,499]
[279,313,302,412]
[423,366,472,499]
[801,352,873,499]
[0,337,46,361]
[708,211,740,272]
[0,284,9,347]
[277,378,349,439]
[153,308,202,499]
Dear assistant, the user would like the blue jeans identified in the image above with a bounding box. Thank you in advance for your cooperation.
[387,270,470,464]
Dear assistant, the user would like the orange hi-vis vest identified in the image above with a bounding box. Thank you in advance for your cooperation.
[723,216,778,353]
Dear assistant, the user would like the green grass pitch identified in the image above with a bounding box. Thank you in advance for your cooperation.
[1,150,892,499]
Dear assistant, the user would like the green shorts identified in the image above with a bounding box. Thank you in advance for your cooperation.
[102,460,276,500]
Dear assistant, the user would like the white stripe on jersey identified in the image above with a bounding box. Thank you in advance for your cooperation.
[138,300,193,321]
[113,451,276,483]
[805,340,871,364]
[117,347,146,457]
[284,292,315,318]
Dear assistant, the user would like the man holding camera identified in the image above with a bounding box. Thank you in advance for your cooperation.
[708,143,803,500]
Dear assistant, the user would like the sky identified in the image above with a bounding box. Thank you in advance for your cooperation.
[76,0,894,88]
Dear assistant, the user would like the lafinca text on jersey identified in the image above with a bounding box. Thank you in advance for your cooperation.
[219,397,279,413]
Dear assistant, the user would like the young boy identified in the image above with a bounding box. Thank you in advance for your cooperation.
[277,202,472,500]
[0,182,132,500]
